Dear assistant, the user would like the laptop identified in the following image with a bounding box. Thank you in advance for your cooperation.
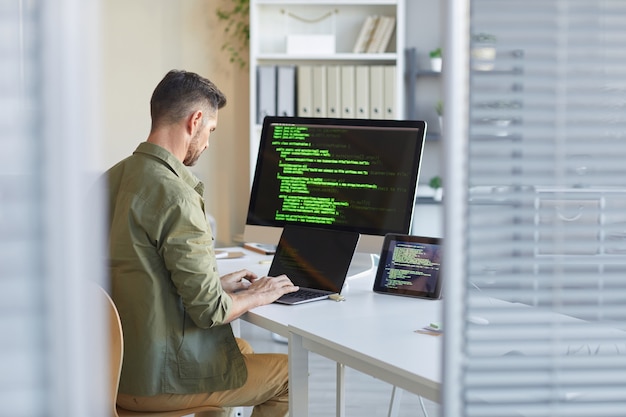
[268,225,360,305]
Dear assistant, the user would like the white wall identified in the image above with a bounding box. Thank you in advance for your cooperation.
[100,0,443,246]
[101,0,250,246]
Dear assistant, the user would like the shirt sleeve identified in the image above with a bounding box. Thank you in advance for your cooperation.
[157,196,232,328]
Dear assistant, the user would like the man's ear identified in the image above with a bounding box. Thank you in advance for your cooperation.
[186,110,203,135]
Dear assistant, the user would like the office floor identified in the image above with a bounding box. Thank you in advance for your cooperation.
[238,320,440,417]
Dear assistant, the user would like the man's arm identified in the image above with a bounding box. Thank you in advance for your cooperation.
[160,198,298,326]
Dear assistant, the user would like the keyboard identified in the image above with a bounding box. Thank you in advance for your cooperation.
[275,288,330,305]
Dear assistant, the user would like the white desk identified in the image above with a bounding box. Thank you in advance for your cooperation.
[286,292,442,416]
[218,246,626,416]
[217,248,442,417]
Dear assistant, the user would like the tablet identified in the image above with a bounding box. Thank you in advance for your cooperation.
[372,234,443,299]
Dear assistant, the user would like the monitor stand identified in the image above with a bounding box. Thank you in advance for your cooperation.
[346,252,379,280]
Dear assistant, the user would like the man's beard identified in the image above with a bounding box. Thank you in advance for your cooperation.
[183,132,203,166]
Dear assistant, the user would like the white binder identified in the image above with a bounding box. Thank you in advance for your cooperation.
[355,65,370,119]
[384,65,396,119]
[340,65,355,119]
[369,66,385,119]
[312,66,327,118]
[297,65,313,117]
[326,65,341,118]
[276,66,296,117]
[257,65,276,124]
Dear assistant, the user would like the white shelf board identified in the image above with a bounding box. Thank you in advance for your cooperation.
[256,52,398,61]
[256,0,398,5]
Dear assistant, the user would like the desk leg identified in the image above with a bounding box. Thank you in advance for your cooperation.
[336,363,345,417]
[288,332,308,417]
[387,386,403,417]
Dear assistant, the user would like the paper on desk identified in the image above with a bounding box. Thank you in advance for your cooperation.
[415,323,443,336]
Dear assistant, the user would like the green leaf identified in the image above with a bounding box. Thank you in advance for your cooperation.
[216,0,250,69]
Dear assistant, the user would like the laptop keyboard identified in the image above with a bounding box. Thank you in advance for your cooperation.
[279,288,328,301]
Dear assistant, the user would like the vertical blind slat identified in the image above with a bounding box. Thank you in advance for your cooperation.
[0,1,46,415]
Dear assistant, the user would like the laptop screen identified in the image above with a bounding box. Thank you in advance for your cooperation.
[268,225,360,293]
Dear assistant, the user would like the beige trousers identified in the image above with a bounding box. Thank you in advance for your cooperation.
[117,339,289,417]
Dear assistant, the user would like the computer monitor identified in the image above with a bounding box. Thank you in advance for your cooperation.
[244,116,427,254]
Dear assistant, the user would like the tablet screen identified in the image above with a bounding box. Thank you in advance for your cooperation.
[372,234,443,299]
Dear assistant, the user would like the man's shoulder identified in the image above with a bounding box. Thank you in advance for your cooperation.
[107,144,201,209]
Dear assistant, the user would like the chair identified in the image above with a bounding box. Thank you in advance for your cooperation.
[101,286,231,417]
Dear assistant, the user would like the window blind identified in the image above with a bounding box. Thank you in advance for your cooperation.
[0,1,48,414]
[0,1,106,416]
[443,1,626,416]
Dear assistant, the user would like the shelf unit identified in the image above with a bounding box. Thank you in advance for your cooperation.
[405,47,526,142]
[405,47,441,141]
[248,0,406,183]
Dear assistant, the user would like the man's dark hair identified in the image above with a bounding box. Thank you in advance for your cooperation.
[150,70,227,129]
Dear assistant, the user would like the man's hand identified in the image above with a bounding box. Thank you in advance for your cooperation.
[224,274,299,322]
[245,274,299,305]
[220,269,258,293]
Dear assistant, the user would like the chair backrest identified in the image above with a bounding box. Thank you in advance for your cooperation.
[100,287,229,417]
[99,287,124,417]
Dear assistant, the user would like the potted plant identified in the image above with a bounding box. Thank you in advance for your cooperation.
[429,48,442,72]
[471,33,496,71]
[429,176,443,202]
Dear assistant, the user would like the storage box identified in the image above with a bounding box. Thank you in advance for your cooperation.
[286,35,335,55]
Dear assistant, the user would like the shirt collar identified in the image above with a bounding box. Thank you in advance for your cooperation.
[133,142,205,195]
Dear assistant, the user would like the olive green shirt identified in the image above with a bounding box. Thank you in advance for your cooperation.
[106,142,247,396]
